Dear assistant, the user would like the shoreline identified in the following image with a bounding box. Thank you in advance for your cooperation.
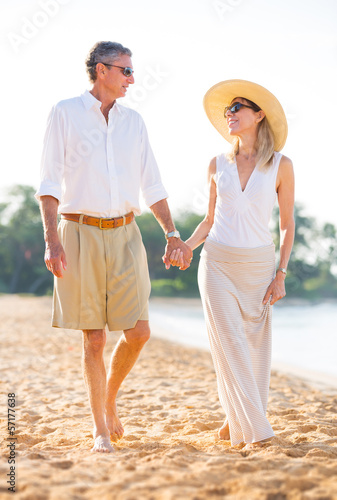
[150,332,337,394]
[271,360,337,393]
[2,293,337,388]
[149,296,337,389]
[5,292,337,307]
[149,295,337,307]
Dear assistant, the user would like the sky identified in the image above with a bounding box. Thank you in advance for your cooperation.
[1,0,337,225]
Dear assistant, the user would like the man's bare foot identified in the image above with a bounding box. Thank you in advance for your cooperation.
[218,421,230,440]
[106,402,124,440]
[91,435,114,453]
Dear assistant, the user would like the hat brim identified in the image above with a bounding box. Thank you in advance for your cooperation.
[203,79,288,152]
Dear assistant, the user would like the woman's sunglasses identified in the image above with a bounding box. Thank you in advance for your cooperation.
[98,62,134,77]
[224,102,257,116]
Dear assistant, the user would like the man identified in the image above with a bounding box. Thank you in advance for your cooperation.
[36,41,192,453]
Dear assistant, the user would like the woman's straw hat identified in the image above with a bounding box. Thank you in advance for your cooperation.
[203,79,288,151]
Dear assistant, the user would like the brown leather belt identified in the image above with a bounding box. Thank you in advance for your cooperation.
[61,212,135,229]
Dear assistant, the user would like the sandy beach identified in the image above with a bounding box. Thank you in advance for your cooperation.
[1,294,337,500]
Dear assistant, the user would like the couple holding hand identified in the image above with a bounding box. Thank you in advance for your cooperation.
[36,41,294,453]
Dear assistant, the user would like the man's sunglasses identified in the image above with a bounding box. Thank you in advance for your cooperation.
[224,102,258,116]
[100,63,134,77]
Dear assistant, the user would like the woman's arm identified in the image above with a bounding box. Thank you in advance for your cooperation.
[263,155,295,305]
[186,157,217,250]
[169,157,217,267]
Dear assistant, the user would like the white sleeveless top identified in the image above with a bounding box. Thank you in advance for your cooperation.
[208,152,282,248]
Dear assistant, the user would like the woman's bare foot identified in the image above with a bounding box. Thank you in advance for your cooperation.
[106,402,124,440]
[218,421,230,440]
[91,434,114,453]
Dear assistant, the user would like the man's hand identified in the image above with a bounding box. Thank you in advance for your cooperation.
[39,196,66,277]
[162,239,193,271]
[44,239,67,278]
[263,273,286,306]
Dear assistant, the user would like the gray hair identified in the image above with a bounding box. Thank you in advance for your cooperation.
[85,41,132,83]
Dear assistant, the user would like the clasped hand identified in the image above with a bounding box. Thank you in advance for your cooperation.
[162,239,193,271]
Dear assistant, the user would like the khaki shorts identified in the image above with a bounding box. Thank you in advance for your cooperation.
[52,219,151,331]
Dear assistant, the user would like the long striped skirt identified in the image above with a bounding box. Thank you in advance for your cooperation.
[198,238,276,446]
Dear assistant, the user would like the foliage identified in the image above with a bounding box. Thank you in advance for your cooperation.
[0,185,336,299]
[270,204,337,298]
[0,185,53,295]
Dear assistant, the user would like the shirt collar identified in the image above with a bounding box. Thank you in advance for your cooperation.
[81,89,101,110]
[81,89,123,116]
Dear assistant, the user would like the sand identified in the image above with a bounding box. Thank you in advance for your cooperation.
[0,294,337,500]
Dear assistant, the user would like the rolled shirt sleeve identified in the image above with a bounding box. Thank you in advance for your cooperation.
[35,104,65,203]
[139,117,168,207]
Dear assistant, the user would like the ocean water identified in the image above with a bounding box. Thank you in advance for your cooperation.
[149,299,337,378]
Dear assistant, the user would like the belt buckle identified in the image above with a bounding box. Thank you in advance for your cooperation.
[99,218,112,230]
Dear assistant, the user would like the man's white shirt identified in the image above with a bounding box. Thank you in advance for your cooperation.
[36,90,168,217]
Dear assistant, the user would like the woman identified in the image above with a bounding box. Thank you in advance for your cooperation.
[170,80,295,450]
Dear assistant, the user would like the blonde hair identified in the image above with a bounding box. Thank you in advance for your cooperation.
[226,99,275,170]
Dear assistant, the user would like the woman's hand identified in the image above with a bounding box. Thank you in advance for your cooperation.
[263,272,286,305]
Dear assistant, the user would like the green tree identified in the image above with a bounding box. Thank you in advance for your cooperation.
[271,203,337,298]
[1,186,336,299]
[0,185,53,294]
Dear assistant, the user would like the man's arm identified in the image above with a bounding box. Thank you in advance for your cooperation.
[150,199,193,271]
[39,195,67,278]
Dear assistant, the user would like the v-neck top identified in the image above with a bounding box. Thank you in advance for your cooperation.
[208,151,282,248]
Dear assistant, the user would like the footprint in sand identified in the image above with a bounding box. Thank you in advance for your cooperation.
[38,426,57,435]
[122,434,140,441]
[285,414,307,421]
[306,448,337,458]
[17,433,46,445]
[124,464,136,471]
[286,478,316,491]
[50,460,74,469]
[27,453,46,460]
[163,424,176,432]
[21,412,42,423]
[157,412,169,417]
[277,409,299,416]
[297,424,318,433]
[285,448,307,458]
[293,435,309,444]
[194,421,212,431]
[318,426,337,436]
